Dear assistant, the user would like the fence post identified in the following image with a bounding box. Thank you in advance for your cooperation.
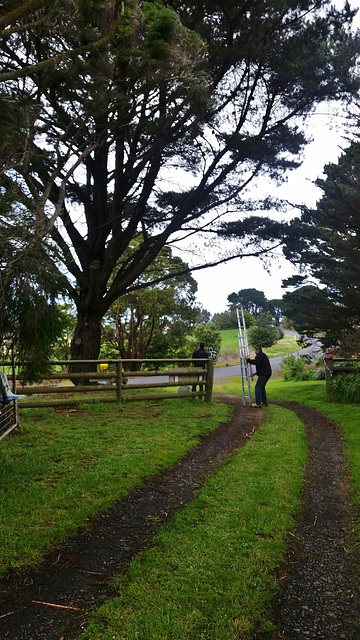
[116,361,123,402]
[325,358,333,395]
[205,358,214,403]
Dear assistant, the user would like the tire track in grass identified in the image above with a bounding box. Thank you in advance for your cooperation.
[264,402,360,640]
[0,396,262,640]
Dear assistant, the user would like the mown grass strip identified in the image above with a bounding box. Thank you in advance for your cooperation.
[80,405,306,640]
[0,399,230,574]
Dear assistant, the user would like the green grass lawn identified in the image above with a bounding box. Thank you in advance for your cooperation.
[218,329,298,365]
[0,399,230,573]
[4,375,360,639]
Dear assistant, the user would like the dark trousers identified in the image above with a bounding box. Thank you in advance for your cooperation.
[255,375,270,405]
[192,374,204,393]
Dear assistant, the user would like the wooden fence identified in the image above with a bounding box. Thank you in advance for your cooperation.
[324,357,360,394]
[8,358,215,409]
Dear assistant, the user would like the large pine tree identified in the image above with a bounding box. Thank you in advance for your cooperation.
[1,0,358,369]
[283,139,360,344]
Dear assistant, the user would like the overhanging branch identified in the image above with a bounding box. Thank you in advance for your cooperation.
[122,241,283,295]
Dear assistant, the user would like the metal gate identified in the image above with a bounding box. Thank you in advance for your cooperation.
[0,403,17,441]
[0,344,20,441]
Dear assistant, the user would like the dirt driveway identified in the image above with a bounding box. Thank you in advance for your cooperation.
[0,396,359,639]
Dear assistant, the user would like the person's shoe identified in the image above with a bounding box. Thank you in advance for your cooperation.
[251,403,262,408]
[261,403,268,406]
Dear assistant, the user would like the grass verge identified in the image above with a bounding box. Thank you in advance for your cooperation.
[0,398,230,574]
[79,406,306,640]
[218,330,298,365]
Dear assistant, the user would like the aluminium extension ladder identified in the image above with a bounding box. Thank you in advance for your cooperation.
[236,306,252,406]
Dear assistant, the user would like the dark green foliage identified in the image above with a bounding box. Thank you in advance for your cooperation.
[212,310,238,330]
[13,294,66,382]
[283,140,360,345]
[228,289,270,318]
[101,246,201,363]
[338,328,360,359]
[144,2,181,60]
[0,94,31,174]
[1,0,358,365]
[198,309,212,324]
[281,286,343,346]
[141,326,189,360]
[0,191,68,380]
[189,323,222,357]
[213,308,256,330]
[248,312,279,348]
[52,304,77,361]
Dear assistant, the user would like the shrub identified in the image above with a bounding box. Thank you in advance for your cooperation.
[280,354,315,381]
[188,323,222,358]
[248,312,278,348]
[330,373,360,403]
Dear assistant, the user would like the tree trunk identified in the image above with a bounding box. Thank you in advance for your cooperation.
[68,310,102,382]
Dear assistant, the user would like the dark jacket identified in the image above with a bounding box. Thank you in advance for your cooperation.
[247,350,272,377]
[192,348,209,369]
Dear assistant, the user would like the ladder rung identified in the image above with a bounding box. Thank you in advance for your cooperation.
[236,305,252,406]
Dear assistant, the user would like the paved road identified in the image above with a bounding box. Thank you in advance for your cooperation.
[215,335,323,379]
[126,334,323,385]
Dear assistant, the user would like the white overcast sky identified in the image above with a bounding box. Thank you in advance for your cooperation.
[191,1,360,315]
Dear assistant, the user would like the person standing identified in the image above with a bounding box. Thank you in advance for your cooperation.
[191,341,209,393]
[246,346,272,408]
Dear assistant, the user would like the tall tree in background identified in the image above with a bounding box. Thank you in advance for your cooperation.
[228,288,269,317]
[212,308,255,330]
[282,139,360,345]
[101,247,200,366]
[281,285,343,346]
[1,0,358,371]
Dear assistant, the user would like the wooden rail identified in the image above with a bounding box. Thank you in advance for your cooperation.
[11,359,215,408]
[324,357,360,394]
